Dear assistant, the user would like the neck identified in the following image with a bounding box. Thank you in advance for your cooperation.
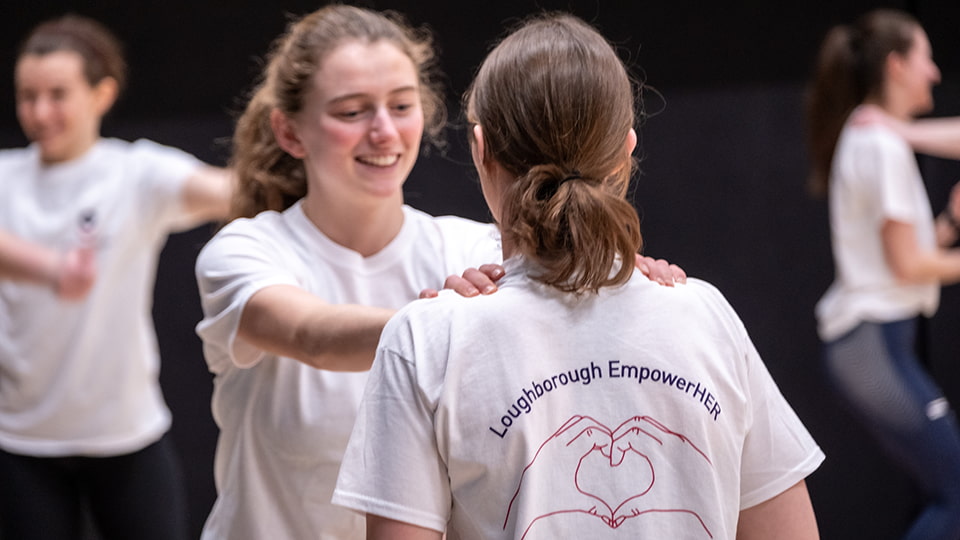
[865,89,914,122]
[301,191,405,257]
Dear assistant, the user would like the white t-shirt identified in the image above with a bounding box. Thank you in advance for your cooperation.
[334,257,824,540]
[816,123,938,341]
[195,202,501,540]
[0,138,201,456]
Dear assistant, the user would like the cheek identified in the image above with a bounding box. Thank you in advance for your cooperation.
[397,115,425,144]
[314,121,362,152]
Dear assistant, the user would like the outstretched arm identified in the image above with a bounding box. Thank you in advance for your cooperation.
[898,117,960,159]
[238,284,395,372]
[851,105,960,159]
[176,165,234,228]
[240,264,507,371]
[0,230,96,300]
[736,480,819,540]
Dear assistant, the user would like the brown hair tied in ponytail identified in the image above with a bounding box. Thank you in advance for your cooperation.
[465,13,642,295]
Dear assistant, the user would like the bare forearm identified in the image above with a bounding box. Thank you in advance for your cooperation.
[903,117,960,159]
[291,304,395,371]
[178,166,234,227]
[884,220,960,285]
[0,231,58,287]
[238,285,395,371]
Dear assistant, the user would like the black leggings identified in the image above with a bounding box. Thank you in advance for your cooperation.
[0,433,188,540]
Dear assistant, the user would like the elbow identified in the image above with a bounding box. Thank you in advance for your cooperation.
[889,261,923,284]
[888,262,915,283]
[291,329,372,372]
[887,255,936,285]
[291,327,335,369]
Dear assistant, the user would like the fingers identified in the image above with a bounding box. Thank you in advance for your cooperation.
[441,274,482,298]
[637,256,681,287]
[556,415,613,455]
[56,247,97,301]
[427,265,503,299]
[668,263,687,284]
[477,263,505,282]
[462,266,500,295]
[418,288,439,299]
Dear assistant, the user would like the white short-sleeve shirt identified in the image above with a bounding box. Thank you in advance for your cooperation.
[334,258,824,540]
[816,123,938,341]
[195,202,501,540]
[0,138,201,456]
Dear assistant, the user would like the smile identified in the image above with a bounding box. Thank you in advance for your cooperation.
[356,154,400,167]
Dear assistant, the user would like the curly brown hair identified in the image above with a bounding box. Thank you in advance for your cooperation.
[228,5,446,221]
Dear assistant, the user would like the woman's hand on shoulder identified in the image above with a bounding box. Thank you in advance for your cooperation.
[419,263,505,299]
[635,254,686,287]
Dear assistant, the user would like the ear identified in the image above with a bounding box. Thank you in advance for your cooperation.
[625,127,637,156]
[92,77,118,116]
[270,108,307,159]
[885,50,908,85]
[610,128,638,177]
[469,123,487,174]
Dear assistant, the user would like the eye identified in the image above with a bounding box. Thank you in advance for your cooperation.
[16,91,36,104]
[392,102,417,114]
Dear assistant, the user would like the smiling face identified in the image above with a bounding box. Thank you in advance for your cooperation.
[896,28,940,117]
[15,50,114,164]
[288,39,424,209]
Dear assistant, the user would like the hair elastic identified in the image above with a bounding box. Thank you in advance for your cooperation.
[560,171,582,184]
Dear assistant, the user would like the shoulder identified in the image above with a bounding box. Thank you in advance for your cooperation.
[199,211,289,263]
[839,124,911,157]
[92,138,202,169]
[0,146,34,168]
[381,289,475,347]
[207,210,287,245]
[628,276,747,337]
[404,206,497,237]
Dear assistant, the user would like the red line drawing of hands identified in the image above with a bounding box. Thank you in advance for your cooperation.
[604,416,714,537]
[504,415,617,538]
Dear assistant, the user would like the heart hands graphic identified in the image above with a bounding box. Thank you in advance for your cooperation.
[506,415,713,538]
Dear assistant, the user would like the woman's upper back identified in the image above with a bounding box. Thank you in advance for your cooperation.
[339,264,823,539]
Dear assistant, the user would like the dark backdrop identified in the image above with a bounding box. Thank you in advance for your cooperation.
[2,1,959,539]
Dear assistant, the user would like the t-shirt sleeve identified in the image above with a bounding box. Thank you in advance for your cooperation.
[129,138,204,232]
[691,280,825,509]
[333,310,451,533]
[738,333,825,509]
[195,219,300,372]
[870,130,925,225]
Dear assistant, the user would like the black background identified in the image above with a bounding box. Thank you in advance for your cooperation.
[2,1,959,538]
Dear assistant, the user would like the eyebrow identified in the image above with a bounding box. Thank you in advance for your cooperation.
[327,85,419,105]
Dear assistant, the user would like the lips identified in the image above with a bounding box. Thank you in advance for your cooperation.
[356,153,400,167]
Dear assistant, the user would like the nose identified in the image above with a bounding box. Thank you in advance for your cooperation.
[31,95,55,124]
[368,106,399,145]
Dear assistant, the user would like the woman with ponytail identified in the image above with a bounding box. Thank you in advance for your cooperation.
[807,8,960,539]
[335,13,823,540]
[195,6,686,537]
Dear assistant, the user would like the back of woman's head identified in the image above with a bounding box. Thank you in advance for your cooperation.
[19,14,127,95]
[805,8,920,196]
[229,5,445,220]
[465,13,641,295]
